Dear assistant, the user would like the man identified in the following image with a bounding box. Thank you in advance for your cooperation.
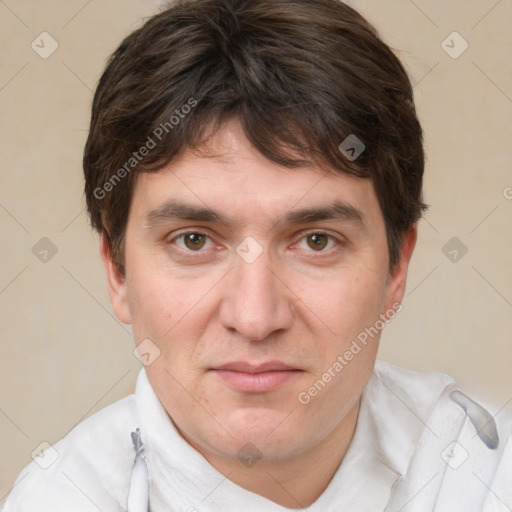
[4,0,511,510]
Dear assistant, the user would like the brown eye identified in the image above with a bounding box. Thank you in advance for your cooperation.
[183,233,207,251]
[306,234,328,251]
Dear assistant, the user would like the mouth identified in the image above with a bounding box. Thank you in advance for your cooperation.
[209,361,304,393]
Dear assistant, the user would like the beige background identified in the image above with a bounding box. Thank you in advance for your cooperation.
[1,0,511,501]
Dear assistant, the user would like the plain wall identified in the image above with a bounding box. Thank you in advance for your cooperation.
[1,0,511,501]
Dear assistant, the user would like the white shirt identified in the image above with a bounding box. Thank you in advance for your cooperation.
[4,360,511,511]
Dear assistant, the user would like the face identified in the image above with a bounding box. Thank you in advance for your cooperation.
[103,119,415,464]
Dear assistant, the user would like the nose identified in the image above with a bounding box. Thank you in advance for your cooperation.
[219,245,295,341]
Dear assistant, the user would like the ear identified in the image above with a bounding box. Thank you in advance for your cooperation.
[383,224,418,312]
[100,233,132,325]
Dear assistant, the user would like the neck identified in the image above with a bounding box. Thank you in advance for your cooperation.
[201,399,360,509]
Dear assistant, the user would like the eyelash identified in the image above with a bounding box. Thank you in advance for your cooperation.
[167,230,344,258]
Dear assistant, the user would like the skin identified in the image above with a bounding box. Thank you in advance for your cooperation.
[101,119,417,508]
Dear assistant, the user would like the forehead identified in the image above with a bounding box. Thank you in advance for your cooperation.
[130,120,383,231]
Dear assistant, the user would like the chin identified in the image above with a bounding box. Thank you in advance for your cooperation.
[225,409,302,448]
[226,403,288,430]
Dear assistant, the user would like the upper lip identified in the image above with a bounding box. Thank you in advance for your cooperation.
[212,361,300,373]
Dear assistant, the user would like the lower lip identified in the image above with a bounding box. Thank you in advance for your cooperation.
[213,369,301,393]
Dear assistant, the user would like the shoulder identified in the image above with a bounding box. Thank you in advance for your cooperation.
[358,360,459,473]
[369,359,507,449]
[3,394,138,512]
[370,360,510,444]
[370,361,512,510]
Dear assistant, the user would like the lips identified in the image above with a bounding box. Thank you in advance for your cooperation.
[210,361,303,393]
[214,361,297,373]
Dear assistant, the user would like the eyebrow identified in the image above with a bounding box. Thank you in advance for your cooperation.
[144,199,366,230]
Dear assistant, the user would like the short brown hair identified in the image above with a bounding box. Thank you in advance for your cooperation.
[84,0,426,275]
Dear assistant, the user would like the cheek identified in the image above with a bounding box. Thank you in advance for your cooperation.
[126,267,217,378]
[298,266,388,341]
[126,266,181,344]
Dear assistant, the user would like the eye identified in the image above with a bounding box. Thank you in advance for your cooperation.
[172,231,214,252]
[295,232,340,252]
